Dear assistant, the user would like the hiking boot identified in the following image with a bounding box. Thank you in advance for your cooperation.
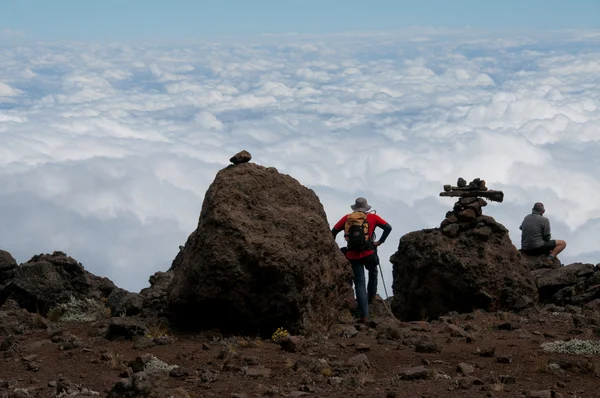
[546,255,562,266]
[359,317,369,324]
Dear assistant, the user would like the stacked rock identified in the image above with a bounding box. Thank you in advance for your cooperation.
[439,177,504,238]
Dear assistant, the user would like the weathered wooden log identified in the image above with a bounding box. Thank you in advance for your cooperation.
[439,190,504,202]
[443,185,488,192]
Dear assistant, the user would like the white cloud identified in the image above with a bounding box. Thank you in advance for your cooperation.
[1,29,600,293]
[0,81,22,97]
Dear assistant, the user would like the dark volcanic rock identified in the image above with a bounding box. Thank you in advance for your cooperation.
[0,250,18,288]
[107,288,144,317]
[520,251,561,271]
[390,216,537,321]
[229,150,252,165]
[139,270,174,317]
[105,318,149,340]
[107,369,171,398]
[531,263,598,306]
[0,251,116,315]
[0,250,17,270]
[167,162,352,335]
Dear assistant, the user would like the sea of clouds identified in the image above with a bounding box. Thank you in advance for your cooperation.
[1,28,599,293]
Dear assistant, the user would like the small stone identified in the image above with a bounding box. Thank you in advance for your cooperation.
[556,381,566,388]
[329,377,343,387]
[202,343,210,350]
[478,347,496,357]
[397,366,431,380]
[527,390,553,398]
[133,337,156,350]
[446,324,470,338]
[243,356,259,365]
[280,335,305,353]
[499,375,516,384]
[459,377,475,390]
[442,224,460,238]
[345,353,370,372]
[245,366,271,379]
[456,208,477,221]
[48,381,57,387]
[415,340,441,353]
[457,362,475,375]
[340,326,358,339]
[495,322,520,331]
[25,361,40,372]
[497,356,512,364]
[170,366,190,378]
[229,150,252,165]
[459,197,478,205]
[356,343,370,352]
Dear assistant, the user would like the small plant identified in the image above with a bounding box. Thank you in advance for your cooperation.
[541,339,600,355]
[107,350,125,370]
[146,322,169,339]
[47,307,65,322]
[271,327,289,344]
[34,311,46,326]
[321,367,332,377]
[47,296,108,323]
[238,337,262,349]
[491,382,505,392]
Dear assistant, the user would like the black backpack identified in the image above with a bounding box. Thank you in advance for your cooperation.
[344,211,373,251]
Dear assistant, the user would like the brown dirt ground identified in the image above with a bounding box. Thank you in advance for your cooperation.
[2,303,600,398]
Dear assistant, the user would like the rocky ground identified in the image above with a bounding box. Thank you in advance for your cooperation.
[3,164,600,397]
[2,297,600,398]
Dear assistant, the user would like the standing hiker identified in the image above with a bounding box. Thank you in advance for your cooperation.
[331,197,392,323]
[520,202,567,263]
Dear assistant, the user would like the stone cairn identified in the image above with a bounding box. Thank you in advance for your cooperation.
[439,177,504,238]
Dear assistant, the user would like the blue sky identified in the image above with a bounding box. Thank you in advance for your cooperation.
[1,0,599,41]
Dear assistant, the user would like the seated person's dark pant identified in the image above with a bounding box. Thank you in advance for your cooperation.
[348,253,379,319]
[522,240,556,255]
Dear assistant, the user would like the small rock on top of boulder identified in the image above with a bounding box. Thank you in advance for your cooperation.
[168,162,352,336]
[229,150,252,165]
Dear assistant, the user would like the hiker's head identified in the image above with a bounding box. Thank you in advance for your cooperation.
[351,197,372,213]
[532,202,545,214]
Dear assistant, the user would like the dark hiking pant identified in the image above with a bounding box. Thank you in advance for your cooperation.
[349,253,379,319]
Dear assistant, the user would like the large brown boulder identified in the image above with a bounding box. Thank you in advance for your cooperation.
[390,215,538,321]
[167,162,352,336]
[0,251,116,314]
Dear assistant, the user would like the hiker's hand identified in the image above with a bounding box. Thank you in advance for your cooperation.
[373,241,382,247]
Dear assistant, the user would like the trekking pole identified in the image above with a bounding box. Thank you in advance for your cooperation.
[378,261,389,299]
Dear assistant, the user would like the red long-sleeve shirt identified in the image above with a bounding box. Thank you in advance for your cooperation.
[332,213,392,260]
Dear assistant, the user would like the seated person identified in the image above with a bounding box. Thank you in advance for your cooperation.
[520,202,566,262]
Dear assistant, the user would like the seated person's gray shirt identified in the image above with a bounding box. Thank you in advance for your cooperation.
[520,213,551,250]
